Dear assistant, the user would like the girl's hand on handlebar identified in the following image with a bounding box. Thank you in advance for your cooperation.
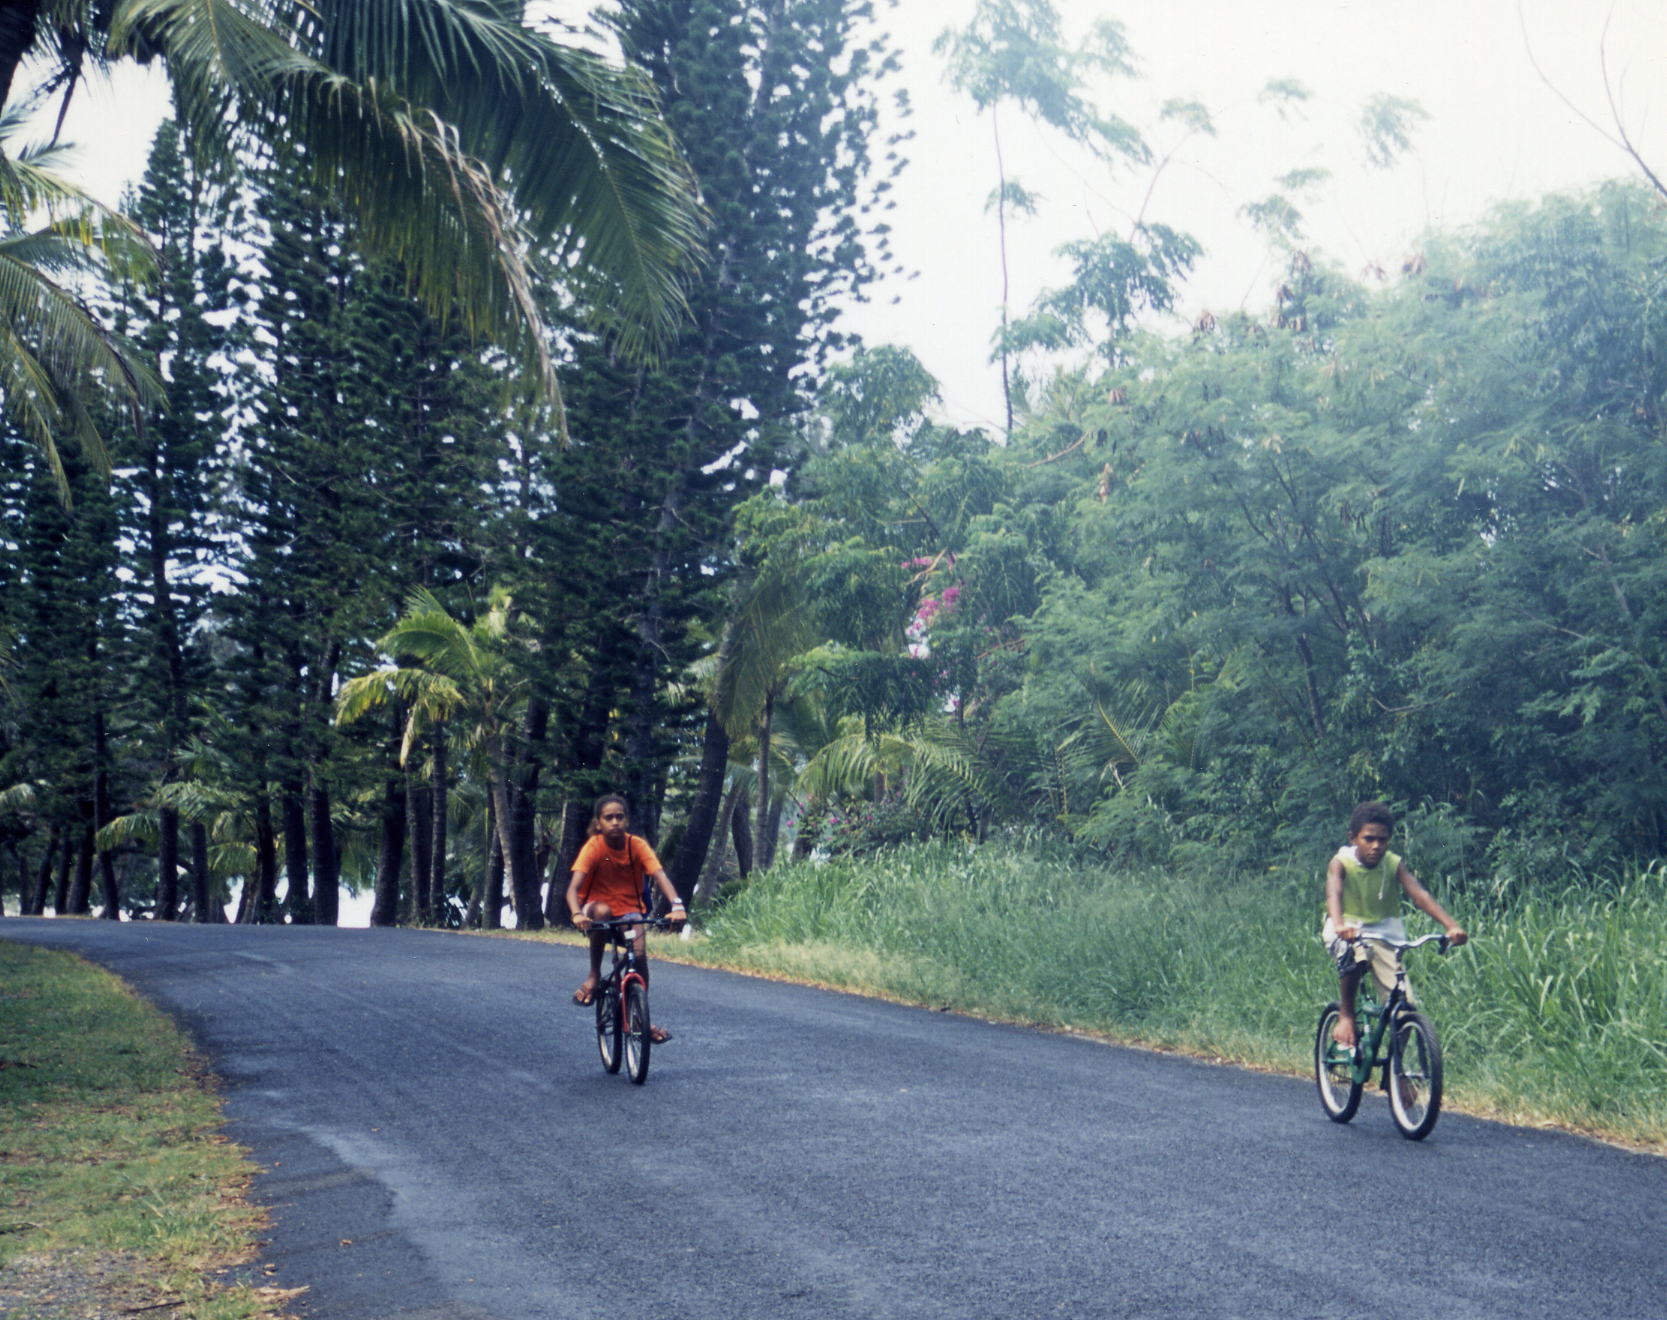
[572,911,592,931]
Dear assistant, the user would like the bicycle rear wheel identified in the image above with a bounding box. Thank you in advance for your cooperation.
[1315,1003,1363,1123]
[596,984,622,1074]
[624,980,651,1084]
[1387,1010,1442,1140]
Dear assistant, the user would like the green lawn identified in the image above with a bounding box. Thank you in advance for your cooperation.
[0,938,288,1320]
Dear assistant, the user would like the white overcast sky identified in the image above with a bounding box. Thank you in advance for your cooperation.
[59,0,1667,432]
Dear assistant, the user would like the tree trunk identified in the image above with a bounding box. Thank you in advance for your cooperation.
[489,767,542,931]
[428,725,448,924]
[27,827,58,915]
[484,821,506,931]
[755,692,775,870]
[992,105,1014,439]
[507,788,542,929]
[730,790,754,880]
[548,799,590,926]
[98,850,120,919]
[764,791,788,867]
[506,696,548,927]
[310,782,339,925]
[190,822,218,923]
[250,793,280,923]
[371,765,406,927]
[672,708,730,900]
[468,795,491,928]
[281,784,311,922]
[694,777,745,906]
[52,823,73,913]
[66,811,94,915]
[156,806,181,920]
[406,774,433,925]
[93,707,119,917]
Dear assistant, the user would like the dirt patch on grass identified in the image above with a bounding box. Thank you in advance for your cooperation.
[0,1248,178,1319]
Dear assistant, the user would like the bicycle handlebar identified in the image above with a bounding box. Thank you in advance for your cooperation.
[577,915,680,935]
[1347,931,1452,955]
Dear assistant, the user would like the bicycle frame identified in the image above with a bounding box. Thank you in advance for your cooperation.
[585,915,671,1083]
[1339,932,1448,1086]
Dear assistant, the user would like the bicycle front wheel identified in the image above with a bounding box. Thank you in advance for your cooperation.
[624,980,651,1084]
[1388,1010,1442,1140]
[596,984,622,1074]
[1315,1003,1363,1123]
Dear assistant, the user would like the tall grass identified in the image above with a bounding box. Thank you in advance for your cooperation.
[695,842,1667,1148]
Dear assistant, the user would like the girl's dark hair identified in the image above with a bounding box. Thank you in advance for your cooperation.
[588,793,628,836]
[1348,801,1395,836]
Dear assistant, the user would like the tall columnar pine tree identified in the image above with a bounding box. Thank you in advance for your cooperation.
[2,433,126,915]
[526,0,903,903]
[224,158,511,925]
[104,117,240,920]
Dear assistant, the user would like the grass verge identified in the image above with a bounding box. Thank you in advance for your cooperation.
[0,939,291,1319]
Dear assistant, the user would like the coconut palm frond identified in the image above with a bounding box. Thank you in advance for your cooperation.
[97,810,158,851]
[154,777,242,827]
[0,200,161,499]
[208,839,258,876]
[110,0,704,400]
[0,779,42,813]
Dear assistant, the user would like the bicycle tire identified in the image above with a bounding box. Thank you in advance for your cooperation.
[623,979,651,1085]
[1387,1010,1443,1140]
[1315,1002,1363,1123]
[596,983,622,1074]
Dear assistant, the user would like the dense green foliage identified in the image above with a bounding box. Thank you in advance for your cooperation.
[759,182,1667,880]
[2,3,1663,928]
[0,0,904,925]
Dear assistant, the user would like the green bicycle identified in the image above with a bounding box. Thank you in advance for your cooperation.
[1315,931,1453,1140]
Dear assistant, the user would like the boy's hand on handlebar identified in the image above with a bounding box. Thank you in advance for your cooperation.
[1444,924,1467,947]
[1337,923,1360,942]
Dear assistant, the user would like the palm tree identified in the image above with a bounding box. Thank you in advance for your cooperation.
[0,0,704,426]
[0,111,159,500]
[336,587,534,926]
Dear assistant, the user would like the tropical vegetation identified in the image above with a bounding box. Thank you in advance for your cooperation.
[1,0,1663,938]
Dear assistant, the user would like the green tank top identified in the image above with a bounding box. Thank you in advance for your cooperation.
[1335,848,1402,924]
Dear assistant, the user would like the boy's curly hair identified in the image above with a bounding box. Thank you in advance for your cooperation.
[1348,801,1395,836]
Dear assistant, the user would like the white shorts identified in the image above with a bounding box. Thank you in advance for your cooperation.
[1321,916,1414,1003]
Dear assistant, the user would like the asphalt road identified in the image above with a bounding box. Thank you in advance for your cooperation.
[4,918,1663,1320]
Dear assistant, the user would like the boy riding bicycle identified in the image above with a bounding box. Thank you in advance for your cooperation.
[1323,801,1467,1051]
[566,793,686,1043]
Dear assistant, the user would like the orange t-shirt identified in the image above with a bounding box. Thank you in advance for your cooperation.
[572,833,662,915]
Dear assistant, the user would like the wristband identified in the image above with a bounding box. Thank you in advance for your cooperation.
[670,901,685,908]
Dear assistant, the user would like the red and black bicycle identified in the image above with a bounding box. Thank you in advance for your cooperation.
[586,915,673,1084]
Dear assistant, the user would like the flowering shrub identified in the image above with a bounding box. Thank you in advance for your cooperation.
[788,792,937,858]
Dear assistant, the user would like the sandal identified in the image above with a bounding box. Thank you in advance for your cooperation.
[571,984,596,1007]
[648,1026,672,1044]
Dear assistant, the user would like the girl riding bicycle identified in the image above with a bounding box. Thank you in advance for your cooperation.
[1323,801,1466,1052]
[566,793,686,1043]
